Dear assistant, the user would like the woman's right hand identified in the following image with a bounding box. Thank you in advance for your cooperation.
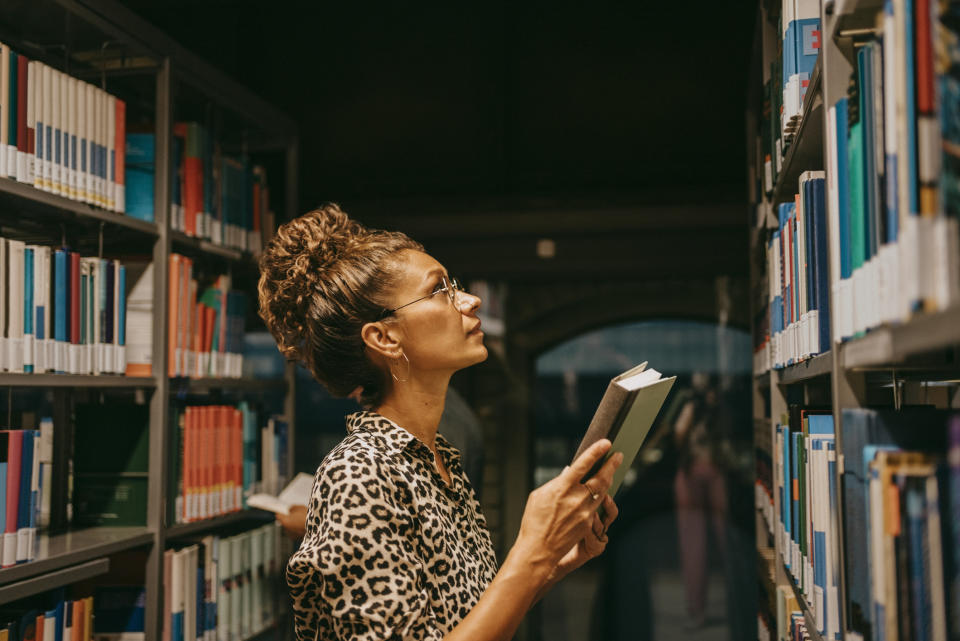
[515,439,623,570]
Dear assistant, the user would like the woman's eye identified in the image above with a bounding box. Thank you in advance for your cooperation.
[432,282,445,294]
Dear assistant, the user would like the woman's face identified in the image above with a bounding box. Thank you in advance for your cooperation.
[383,249,487,374]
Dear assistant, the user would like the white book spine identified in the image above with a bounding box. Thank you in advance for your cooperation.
[41,64,53,192]
[85,83,96,205]
[8,240,24,373]
[68,76,78,200]
[59,70,68,199]
[51,68,62,194]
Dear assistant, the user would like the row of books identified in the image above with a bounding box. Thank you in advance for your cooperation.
[0,44,127,213]
[0,238,153,376]
[1,596,94,641]
[765,172,831,369]
[168,254,246,380]
[0,425,52,567]
[771,409,842,638]
[758,0,820,195]
[168,402,288,525]
[840,408,960,641]
[169,122,275,252]
[825,0,960,341]
[162,522,282,641]
[774,585,812,641]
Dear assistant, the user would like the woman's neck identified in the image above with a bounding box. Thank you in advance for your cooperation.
[375,380,448,450]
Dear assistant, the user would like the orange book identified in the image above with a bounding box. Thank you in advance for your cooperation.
[167,254,180,377]
[234,407,243,509]
[73,597,85,641]
[177,258,192,377]
[184,406,193,521]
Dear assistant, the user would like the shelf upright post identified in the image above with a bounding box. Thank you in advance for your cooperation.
[819,4,859,635]
[144,55,173,641]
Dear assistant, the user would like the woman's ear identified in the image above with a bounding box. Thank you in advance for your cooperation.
[360,321,403,360]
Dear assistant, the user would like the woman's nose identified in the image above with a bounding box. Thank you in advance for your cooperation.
[456,291,481,313]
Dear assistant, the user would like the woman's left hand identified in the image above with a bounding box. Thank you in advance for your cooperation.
[554,494,619,577]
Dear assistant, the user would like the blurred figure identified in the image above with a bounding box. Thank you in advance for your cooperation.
[672,372,727,629]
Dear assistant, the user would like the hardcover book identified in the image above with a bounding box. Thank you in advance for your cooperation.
[573,362,675,499]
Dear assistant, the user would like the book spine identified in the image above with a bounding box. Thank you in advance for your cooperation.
[4,430,23,567]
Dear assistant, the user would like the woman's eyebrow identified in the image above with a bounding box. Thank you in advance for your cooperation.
[420,267,446,286]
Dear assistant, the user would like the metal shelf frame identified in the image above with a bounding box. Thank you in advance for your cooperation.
[0,1,298,638]
[164,510,274,540]
[777,351,833,385]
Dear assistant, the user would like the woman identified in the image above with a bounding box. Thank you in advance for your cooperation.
[258,204,622,641]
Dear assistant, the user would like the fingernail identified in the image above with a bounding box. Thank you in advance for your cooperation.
[614,452,624,465]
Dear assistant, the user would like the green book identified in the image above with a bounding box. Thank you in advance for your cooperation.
[573,362,676,506]
[848,121,866,271]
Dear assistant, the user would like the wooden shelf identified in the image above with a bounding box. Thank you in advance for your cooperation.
[829,0,885,43]
[777,351,832,384]
[165,510,274,539]
[0,527,153,588]
[0,176,159,236]
[170,377,288,394]
[0,373,156,387]
[771,56,824,205]
[841,305,960,369]
[0,558,110,605]
[170,231,256,264]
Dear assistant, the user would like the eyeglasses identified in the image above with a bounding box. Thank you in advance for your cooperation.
[377,275,466,321]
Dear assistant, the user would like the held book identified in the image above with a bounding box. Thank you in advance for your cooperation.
[246,472,313,515]
[573,362,676,499]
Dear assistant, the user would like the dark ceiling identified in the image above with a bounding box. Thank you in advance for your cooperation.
[123,0,756,282]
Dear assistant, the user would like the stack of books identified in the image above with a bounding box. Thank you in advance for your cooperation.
[167,254,246,380]
[168,402,288,526]
[1,595,95,641]
[0,239,136,376]
[0,43,127,213]
[825,0,960,341]
[760,0,821,194]
[0,426,50,566]
[169,122,275,252]
[840,408,960,640]
[772,409,842,638]
[766,172,830,368]
[163,522,281,641]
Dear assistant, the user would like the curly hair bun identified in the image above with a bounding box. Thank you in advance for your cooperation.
[257,204,422,408]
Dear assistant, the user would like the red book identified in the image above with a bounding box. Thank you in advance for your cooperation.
[4,430,23,567]
[181,123,202,237]
[915,0,934,114]
[16,55,27,156]
[115,99,126,213]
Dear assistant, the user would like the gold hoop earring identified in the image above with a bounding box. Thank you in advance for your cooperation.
[391,352,411,383]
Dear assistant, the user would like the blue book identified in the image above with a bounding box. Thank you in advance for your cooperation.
[36,104,44,183]
[54,249,67,372]
[835,99,852,281]
[841,408,949,637]
[105,260,115,345]
[125,133,155,222]
[811,177,830,350]
[904,0,919,215]
[904,476,931,641]
[23,247,34,373]
[53,600,65,641]
[858,45,878,260]
[16,430,33,562]
[6,52,16,170]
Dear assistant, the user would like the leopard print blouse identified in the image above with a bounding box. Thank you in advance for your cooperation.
[287,410,499,641]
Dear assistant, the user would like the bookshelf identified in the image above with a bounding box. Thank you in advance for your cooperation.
[0,5,298,641]
[749,0,960,639]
